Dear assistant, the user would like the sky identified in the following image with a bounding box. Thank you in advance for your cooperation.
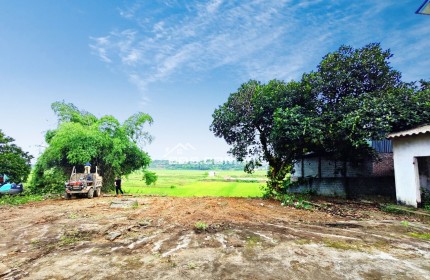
[1,0,429,163]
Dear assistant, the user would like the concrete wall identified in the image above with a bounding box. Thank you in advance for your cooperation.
[291,155,395,199]
[294,157,374,178]
[392,134,430,207]
[288,177,395,199]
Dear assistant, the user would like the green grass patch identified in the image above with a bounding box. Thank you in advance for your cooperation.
[194,221,208,232]
[380,204,411,215]
[408,232,430,240]
[323,240,362,251]
[122,169,265,197]
[0,194,44,206]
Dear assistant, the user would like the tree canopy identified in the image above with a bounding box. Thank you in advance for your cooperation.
[211,43,430,196]
[0,130,33,183]
[211,79,320,194]
[31,101,153,193]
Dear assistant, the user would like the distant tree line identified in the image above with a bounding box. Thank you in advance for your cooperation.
[149,159,267,171]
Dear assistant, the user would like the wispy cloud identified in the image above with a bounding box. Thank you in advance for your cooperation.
[90,0,429,96]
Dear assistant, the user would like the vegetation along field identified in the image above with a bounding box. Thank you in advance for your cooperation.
[122,169,267,197]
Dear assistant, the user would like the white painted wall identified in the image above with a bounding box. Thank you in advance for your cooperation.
[392,134,430,207]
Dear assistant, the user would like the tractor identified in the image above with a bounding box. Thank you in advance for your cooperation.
[64,166,102,199]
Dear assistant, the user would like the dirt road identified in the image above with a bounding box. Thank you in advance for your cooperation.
[1,196,429,279]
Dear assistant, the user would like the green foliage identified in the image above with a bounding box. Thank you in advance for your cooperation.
[307,43,404,161]
[143,170,158,186]
[408,232,430,240]
[0,130,33,182]
[194,221,208,232]
[211,42,430,198]
[30,166,66,194]
[31,101,152,193]
[421,188,430,211]
[0,194,43,206]
[380,204,410,215]
[210,79,315,195]
[400,221,409,227]
[279,193,313,210]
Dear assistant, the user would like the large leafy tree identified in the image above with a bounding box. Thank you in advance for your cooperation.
[308,43,404,162]
[210,79,320,194]
[212,43,430,196]
[31,101,152,193]
[0,130,33,183]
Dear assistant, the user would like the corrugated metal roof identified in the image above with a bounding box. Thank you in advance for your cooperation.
[387,124,430,139]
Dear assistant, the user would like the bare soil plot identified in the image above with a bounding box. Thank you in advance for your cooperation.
[1,196,429,279]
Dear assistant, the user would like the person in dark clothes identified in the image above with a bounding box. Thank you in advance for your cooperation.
[114,176,124,196]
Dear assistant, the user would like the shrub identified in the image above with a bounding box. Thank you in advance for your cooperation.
[194,221,208,233]
[143,170,158,186]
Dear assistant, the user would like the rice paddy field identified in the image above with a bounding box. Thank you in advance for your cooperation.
[122,169,267,197]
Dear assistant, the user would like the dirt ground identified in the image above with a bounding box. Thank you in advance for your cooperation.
[1,196,430,280]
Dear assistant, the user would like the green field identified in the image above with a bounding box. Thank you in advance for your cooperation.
[122,169,267,197]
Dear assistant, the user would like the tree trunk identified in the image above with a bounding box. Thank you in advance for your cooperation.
[98,165,115,192]
[266,160,291,196]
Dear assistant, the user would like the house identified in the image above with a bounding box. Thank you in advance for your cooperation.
[388,125,430,208]
[290,140,395,198]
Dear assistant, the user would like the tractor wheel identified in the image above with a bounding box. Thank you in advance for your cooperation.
[65,192,72,200]
[94,187,101,197]
[87,188,94,199]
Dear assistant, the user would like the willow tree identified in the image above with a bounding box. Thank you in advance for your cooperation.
[31,101,152,193]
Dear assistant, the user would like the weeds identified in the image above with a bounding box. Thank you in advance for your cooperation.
[68,212,79,219]
[194,221,208,233]
[408,232,430,240]
[323,240,362,251]
[279,193,313,210]
[0,194,43,206]
[59,229,91,246]
[246,235,261,247]
[60,230,81,246]
[187,262,197,269]
[400,221,409,227]
[422,188,430,211]
[380,204,408,215]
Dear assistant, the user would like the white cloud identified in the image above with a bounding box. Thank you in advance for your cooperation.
[89,36,112,63]
[90,0,429,92]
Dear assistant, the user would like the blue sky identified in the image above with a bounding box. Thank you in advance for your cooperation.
[1,0,429,162]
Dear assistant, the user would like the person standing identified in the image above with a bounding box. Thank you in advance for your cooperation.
[84,162,91,174]
[114,176,124,197]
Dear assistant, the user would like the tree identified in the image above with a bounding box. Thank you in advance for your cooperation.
[307,43,404,163]
[210,79,320,195]
[0,130,33,183]
[143,170,158,186]
[31,101,153,193]
[212,43,430,197]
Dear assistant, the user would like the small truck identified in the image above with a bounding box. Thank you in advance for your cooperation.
[65,166,102,199]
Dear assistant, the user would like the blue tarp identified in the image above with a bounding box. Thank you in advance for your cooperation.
[0,183,23,194]
[0,183,12,191]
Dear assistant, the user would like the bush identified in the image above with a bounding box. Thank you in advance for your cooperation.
[143,170,158,186]
[194,221,208,233]
[29,166,67,194]
[421,188,430,211]
[279,193,312,210]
